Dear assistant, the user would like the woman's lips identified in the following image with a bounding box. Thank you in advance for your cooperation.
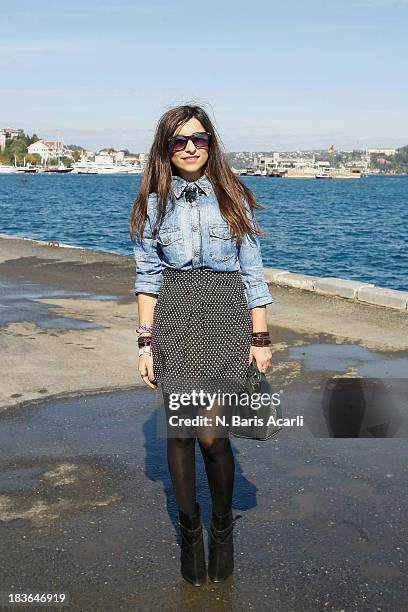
[182,156,199,163]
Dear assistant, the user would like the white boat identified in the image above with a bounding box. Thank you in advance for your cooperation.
[71,155,134,175]
[71,157,99,174]
[95,164,133,174]
[0,164,19,174]
[72,164,133,174]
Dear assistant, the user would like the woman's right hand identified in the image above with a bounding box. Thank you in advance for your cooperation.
[138,353,157,389]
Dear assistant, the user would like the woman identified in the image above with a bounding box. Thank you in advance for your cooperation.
[130,105,273,587]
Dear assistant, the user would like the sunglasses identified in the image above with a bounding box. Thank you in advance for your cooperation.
[168,131,211,153]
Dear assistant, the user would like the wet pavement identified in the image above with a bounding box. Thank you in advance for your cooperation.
[0,278,120,330]
[0,239,141,410]
[1,235,407,610]
[285,342,408,379]
[0,374,407,611]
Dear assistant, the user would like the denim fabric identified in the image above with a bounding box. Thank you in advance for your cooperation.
[131,174,273,309]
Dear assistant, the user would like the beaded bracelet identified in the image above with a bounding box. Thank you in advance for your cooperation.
[135,323,153,334]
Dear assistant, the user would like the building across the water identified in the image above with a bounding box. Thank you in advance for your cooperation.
[366,148,396,156]
[0,127,22,150]
[27,139,73,162]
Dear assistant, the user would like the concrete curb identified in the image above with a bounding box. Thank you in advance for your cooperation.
[1,233,406,313]
[0,232,120,256]
[264,267,408,312]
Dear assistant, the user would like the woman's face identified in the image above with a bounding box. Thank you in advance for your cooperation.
[169,117,209,182]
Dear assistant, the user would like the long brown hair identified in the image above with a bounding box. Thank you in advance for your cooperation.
[129,104,268,245]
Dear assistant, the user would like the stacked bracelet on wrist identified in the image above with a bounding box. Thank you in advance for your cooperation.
[251,331,271,347]
[136,323,153,356]
[138,335,152,356]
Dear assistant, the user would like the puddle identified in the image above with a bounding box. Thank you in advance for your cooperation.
[0,466,45,492]
[0,389,162,461]
[0,278,120,329]
[0,279,119,302]
[282,343,408,379]
[274,343,408,438]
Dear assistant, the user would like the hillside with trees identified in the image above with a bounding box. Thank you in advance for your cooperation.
[0,131,40,166]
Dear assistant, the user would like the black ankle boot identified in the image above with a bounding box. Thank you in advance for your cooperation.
[177,501,206,587]
[208,508,242,583]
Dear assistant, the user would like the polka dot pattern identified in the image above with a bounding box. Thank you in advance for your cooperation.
[151,268,253,397]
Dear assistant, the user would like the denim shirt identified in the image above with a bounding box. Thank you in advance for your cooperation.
[131,174,273,310]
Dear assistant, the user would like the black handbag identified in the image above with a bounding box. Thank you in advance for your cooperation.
[230,361,283,440]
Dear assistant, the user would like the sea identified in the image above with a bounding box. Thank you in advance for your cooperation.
[0,173,406,292]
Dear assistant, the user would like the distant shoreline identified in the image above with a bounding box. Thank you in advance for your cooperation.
[1,170,408,177]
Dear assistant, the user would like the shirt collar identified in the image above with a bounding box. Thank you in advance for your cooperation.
[171,173,213,202]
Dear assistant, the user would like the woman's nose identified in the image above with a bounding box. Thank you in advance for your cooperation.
[185,138,197,154]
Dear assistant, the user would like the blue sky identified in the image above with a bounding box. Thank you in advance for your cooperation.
[1,0,407,152]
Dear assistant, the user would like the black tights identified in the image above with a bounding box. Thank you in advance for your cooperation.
[163,391,235,516]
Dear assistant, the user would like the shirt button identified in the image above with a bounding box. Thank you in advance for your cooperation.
[192,225,198,231]
[194,249,200,256]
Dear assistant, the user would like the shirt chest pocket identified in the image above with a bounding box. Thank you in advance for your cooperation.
[209,224,237,261]
[157,227,183,266]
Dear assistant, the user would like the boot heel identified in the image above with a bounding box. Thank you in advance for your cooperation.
[177,502,207,587]
[208,510,242,583]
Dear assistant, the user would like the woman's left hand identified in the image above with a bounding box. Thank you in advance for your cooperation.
[249,345,272,373]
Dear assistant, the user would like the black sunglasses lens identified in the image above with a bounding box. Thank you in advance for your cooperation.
[171,136,188,152]
[192,133,209,148]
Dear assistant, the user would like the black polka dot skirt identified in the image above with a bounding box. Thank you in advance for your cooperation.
[151,267,252,397]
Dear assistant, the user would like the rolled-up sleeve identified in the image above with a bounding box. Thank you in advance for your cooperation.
[237,202,273,310]
[132,200,163,296]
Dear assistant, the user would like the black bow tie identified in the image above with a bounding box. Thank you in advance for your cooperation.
[184,184,198,203]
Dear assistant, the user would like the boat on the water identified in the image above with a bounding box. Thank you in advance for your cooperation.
[267,170,286,178]
[45,162,73,173]
[16,166,39,174]
[76,167,98,175]
[71,152,135,175]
